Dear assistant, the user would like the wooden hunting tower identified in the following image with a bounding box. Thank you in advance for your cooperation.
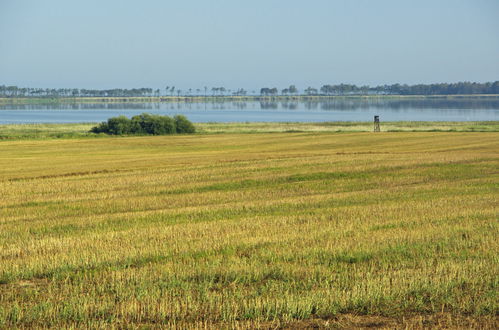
[374,115,380,132]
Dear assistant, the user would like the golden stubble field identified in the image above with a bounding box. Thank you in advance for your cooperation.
[0,132,498,328]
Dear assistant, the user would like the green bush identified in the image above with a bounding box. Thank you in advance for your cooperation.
[90,122,109,134]
[132,113,175,135]
[107,115,132,135]
[174,115,196,133]
[90,113,194,135]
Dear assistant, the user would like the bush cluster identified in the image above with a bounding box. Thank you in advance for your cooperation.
[90,113,195,135]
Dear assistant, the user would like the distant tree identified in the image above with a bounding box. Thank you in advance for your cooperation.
[260,87,278,96]
[320,85,335,95]
[360,85,369,95]
[234,88,247,96]
[492,81,499,94]
[260,88,270,95]
[305,87,318,95]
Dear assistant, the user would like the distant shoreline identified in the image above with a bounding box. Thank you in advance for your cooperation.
[1,94,499,104]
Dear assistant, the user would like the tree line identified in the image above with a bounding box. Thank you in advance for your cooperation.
[1,81,498,98]
[315,82,499,96]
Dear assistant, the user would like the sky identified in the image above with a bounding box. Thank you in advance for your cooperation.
[0,0,498,90]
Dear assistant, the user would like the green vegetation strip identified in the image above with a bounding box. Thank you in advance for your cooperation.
[0,121,498,140]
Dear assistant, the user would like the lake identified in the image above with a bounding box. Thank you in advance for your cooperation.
[0,98,498,124]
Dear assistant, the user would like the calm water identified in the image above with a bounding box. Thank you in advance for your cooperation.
[0,98,498,124]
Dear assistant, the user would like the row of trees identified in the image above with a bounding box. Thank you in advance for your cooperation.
[1,81,498,98]
[260,85,299,96]
[0,87,159,98]
[316,82,499,96]
[90,113,195,135]
[0,86,250,98]
[165,86,248,96]
[262,82,499,96]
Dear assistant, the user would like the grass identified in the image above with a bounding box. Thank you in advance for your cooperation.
[0,121,498,140]
[196,121,499,133]
[0,123,98,140]
[0,131,498,328]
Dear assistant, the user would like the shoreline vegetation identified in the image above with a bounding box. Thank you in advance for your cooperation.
[1,94,499,105]
[90,113,196,135]
[0,121,498,140]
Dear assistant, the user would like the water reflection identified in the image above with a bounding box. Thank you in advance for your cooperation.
[0,98,498,124]
[1,98,498,111]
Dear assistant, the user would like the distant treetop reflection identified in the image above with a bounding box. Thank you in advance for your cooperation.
[1,98,499,111]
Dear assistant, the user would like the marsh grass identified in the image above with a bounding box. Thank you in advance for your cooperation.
[0,123,99,140]
[0,132,497,328]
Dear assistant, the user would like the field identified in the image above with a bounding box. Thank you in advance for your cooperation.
[0,130,498,328]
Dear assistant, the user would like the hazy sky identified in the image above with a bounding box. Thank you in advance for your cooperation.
[1,0,498,90]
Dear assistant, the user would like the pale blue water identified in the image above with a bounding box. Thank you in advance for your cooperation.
[0,99,498,124]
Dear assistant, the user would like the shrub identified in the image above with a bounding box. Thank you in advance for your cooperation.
[154,116,176,135]
[130,113,176,135]
[107,115,132,135]
[90,113,194,136]
[130,113,154,134]
[174,115,196,133]
[90,122,109,134]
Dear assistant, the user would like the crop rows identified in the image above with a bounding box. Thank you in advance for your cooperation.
[0,132,497,328]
